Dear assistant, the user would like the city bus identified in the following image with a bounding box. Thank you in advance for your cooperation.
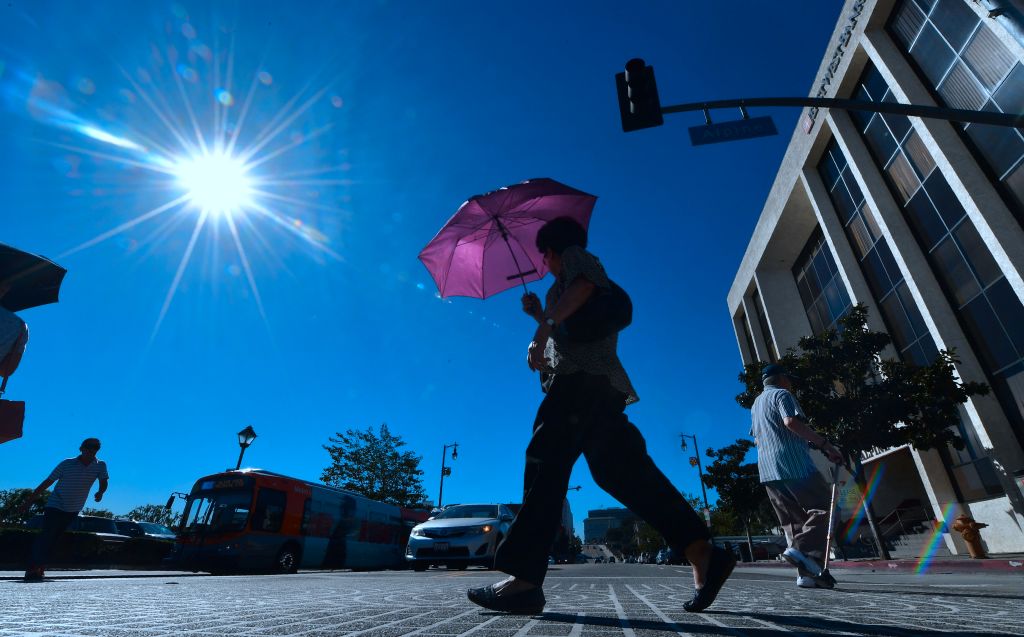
[166,469,429,573]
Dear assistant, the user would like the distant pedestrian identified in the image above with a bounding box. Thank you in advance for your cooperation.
[750,364,842,589]
[19,438,109,582]
[466,217,734,615]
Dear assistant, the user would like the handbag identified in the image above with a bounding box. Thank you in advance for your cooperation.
[0,377,24,445]
[560,280,632,343]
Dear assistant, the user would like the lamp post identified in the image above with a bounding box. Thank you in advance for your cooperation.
[680,433,713,539]
[235,425,257,470]
[438,442,459,508]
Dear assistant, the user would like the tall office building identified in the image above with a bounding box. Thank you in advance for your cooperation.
[728,0,1024,554]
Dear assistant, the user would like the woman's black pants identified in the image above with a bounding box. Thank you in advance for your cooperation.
[493,372,710,585]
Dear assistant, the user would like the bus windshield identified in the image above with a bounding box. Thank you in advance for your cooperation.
[182,489,252,533]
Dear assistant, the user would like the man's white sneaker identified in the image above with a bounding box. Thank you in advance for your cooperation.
[781,548,823,575]
[797,575,819,588]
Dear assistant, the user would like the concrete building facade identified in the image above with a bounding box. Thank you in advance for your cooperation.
[583,507,638,543]
[728,0,1024,554]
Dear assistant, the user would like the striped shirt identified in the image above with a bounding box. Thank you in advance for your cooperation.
[749,384,815,483]
[45,458,109,513]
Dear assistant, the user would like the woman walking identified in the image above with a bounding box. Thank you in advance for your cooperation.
[466,216,734,615]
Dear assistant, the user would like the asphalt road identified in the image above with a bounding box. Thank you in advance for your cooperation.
[1,563,1022,636]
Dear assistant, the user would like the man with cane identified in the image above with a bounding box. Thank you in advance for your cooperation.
[750,364,843,589]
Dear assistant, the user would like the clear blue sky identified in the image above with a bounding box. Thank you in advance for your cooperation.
[0,1,842,535]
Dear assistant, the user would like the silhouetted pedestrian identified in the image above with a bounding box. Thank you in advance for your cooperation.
[20,438,109,582]
[467,217,734,615]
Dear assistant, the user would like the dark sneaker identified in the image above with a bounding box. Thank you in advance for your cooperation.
[683,546,736,613]
[467,584,545,615]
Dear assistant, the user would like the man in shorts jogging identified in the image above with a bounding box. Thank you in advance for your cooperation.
[750,364,842,589]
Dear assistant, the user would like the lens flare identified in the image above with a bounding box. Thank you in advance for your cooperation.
[842,464,885,543]
[0,7,352,341]
[915,502,955,575]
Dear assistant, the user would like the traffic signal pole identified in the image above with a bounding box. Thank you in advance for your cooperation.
[660,95,1024,128]
[617,58,1024,132]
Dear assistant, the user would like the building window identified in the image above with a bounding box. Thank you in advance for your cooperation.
[887,0,1024,221]
[792,229,852,336]
[750,289,779,362]
[848,60,1018,495]
[818,139,938,364]
[851,62,1024,380]
[948,413,1005,501]
[737,309,759,363]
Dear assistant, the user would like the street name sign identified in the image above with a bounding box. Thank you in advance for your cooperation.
[688,115,778,146]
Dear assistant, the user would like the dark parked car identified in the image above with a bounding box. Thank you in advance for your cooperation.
[113,519,176,541]
[26,514,132,544]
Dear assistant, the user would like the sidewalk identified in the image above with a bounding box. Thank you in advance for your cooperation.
[0,568,201,580]
[735,555,1024,573]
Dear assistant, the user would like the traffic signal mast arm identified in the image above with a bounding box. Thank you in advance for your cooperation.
[617,58,1024,132]
[661,96,1024,128]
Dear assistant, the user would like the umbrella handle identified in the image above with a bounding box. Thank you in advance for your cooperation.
[494,217,531,295]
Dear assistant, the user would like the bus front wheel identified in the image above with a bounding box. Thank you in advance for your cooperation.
[275,544,300,574]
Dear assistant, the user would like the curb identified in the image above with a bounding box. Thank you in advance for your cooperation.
[735,558,1024,573]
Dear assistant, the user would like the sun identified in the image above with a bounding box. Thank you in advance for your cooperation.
[175,151,253,216]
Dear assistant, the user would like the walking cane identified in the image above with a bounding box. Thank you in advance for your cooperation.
[817,462,841,588]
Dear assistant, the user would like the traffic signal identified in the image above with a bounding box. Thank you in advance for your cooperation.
[442,467,451,476]
[616,58,664,132]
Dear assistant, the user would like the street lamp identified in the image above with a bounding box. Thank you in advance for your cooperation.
[438,442,459,508]
[235,425,257,470]
[680,433,713,539]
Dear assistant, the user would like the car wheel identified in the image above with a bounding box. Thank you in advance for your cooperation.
[412,562,428,572]
[454,563,468,570]
[275,544,300,574]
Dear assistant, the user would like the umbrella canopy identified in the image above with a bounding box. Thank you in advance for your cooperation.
[0,244,67,312]
[419,178,596,299]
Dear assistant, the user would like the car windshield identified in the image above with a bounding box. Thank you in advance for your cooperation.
[139,522,174,535]
[182,489,252,533]
[114,521,143,536]
[435,505,498,520]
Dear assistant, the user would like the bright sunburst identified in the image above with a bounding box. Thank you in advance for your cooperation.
[175,151,253,216]
[6,7,349,339]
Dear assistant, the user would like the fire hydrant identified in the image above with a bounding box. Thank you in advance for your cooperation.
[952,514,989,559]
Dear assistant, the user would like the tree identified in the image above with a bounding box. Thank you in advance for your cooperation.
[321,423,428,508]
[736,304,988,559]
[632,520,664,555]
[0,488,49,526]
[703,439,769,561]
[124,504,181,527]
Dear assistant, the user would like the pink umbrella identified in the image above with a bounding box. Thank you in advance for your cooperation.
[419,178,596,299]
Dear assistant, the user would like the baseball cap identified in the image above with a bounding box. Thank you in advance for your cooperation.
[761,363,798,382]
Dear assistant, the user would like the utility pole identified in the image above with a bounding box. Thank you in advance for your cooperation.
[438,442,459,509]
[681,433,713,541]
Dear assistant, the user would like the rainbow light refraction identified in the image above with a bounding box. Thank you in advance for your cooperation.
[842,463,885,543]
[915,502,955,575]
[3,6,349,338]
